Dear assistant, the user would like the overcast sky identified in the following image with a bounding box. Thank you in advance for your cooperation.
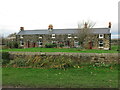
[0,0,119,38]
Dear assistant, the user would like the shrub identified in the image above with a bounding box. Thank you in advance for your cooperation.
[1,52,10,65]
[13,42,19,48]
[40,55,74,69]
[8,57,26,67]
[59,44,64,48]
[6,41,18,48]
[45,43,57,48]
[6,42,12,48]
[7,55,79,69]
[2,52,10,60]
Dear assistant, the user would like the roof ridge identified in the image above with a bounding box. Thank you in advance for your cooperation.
[20,28,109,31]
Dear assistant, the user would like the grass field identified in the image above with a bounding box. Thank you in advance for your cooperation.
[1,45,118,53]
[2,65,118,88]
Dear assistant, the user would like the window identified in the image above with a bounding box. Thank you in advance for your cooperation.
[20,40,24,46]
[74,41,79,47]
[52,34,55,38]
[99,34,104,38]
[52,41,57,44]
[20,35,23,39]
[39,36,42,39]
[74,36,78,38]
[68,34,71,38]
[99,40,104,48]
[38,40,42,46]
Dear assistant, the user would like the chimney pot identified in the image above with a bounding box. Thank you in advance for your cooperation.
[84,22,87,28]
[20,27,24,31]
[108,22,111,28]
[48,24,53,29]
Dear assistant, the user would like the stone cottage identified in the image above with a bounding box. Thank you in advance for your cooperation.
[16,22,111,50]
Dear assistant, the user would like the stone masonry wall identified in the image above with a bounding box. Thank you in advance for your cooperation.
[16,33,111,49]
[9,52,119,64]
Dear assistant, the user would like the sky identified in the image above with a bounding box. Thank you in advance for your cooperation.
[0,0,119,38]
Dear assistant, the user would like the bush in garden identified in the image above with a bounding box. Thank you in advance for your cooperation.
[59,44,64,48]
[2,52,9,60]
[40,55,75,69]
[6,42,12,48]
[45,43,57,48]
[7,55,79,69]
[13,42,19,48]
[8,55,37,67]
[1,52,10,65]
[6,41,18,48]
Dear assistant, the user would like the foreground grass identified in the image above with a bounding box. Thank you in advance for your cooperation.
[1,45,118,53]
[2,66,118,88]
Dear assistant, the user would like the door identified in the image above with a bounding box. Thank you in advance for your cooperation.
[33,43,36,47]
[27,41,30,48]
[67,41,70,46]
[89,41,92,49]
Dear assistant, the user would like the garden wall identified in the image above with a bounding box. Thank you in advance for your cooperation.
[8,52,119,64]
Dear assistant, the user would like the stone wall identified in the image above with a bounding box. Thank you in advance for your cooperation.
[8,52,119,64]
[16,33,111,50]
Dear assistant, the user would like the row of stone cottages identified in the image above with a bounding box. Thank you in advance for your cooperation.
[15,22,111,50]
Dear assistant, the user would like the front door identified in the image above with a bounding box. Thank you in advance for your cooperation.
[27,41,30,48]
[89,41,92,49]
[33,43,36,47]
[67,41,70,46]
[65,41,70,46]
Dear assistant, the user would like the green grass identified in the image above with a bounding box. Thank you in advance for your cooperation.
[111,45,118,50]
[2,66,118,88]
[1,45,118,53]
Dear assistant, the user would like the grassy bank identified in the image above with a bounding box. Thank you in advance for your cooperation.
[2,65,118,88]
[1,45,118,53]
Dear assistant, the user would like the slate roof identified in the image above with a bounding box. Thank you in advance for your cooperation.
[17,28,110,35]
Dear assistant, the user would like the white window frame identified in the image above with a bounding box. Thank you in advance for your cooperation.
[20,35,23,39]
[68,34,72,38]
[20,40,24,46]
[38,40,42,46]
[99,47,104,48]
[74,41,79,44]
[39,36,42,39]
[104,48,109,50]
[74,36,78,38]
[74,41,79,47]
[99,34,104,38]
[98,40,104,48]
[52,34,55,38]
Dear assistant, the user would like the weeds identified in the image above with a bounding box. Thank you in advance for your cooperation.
[7,55,78,69]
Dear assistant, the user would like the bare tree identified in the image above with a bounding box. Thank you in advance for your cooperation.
[5,33,18,48]
[76,20,96,49]
[7,33,16,37]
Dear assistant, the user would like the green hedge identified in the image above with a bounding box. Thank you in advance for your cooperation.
[59,44,64,47]
[6,41,18,48]
[45,43,57,48]
[1,52,10,65]
[2,52,10,60]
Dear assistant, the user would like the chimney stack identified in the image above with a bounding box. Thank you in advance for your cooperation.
[48,24,53,30]
[84,22,88,28]
[108,22,111,28]
[20,27,24,31]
